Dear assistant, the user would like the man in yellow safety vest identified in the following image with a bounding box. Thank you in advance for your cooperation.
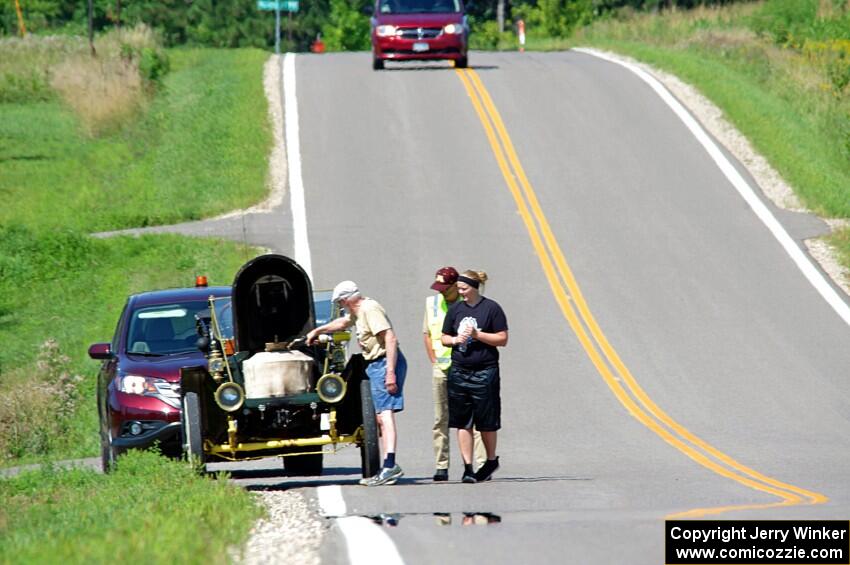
[423,266,486,482]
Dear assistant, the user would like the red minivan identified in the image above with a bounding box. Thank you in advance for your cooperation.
[370,0,468,70]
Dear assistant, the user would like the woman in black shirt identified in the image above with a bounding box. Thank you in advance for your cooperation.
[441,270,508,483]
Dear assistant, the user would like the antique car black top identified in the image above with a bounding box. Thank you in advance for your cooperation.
[179,254,379,477]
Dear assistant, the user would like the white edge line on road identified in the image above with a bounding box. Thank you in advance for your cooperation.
[575,47,850,328]
[283,52,313,280]
[316,485,405,565]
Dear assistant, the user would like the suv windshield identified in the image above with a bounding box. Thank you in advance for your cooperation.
[379,0,461,14]
[127,299,233,355]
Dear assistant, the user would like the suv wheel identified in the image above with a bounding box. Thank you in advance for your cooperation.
[372,57,384,71]
[359,379,380,478]
[101,428,119,473]
[455,56,468,69]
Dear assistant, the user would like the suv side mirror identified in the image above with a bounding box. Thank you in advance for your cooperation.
[361,3,374,15]
[88,342,112,359]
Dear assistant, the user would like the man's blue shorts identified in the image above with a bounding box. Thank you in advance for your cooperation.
[365,350,406,413]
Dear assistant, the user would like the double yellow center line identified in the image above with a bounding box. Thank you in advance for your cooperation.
[454,67,826,518]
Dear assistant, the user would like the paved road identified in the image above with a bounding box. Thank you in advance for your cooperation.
[105,50,850,563]
[278,50,850,564]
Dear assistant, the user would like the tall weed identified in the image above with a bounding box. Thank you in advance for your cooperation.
[50,55,144,135]
[0,340,83,461]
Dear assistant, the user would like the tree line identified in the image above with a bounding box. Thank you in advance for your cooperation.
[1,0,750,52]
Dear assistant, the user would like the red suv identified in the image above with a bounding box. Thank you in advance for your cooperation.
[370,0,469,70]
[88,281,233,471]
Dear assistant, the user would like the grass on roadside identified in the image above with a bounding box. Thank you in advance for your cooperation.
[0,450,263,564]
[0,47,271,232]
[0,225,257,464]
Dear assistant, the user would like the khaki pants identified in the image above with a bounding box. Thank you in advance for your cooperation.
[433,363,486,470]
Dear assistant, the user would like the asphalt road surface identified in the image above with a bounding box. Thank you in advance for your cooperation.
[121,50,850,563]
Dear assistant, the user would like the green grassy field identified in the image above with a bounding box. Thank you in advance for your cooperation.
[0,451,262,564]
[0,48,270,231]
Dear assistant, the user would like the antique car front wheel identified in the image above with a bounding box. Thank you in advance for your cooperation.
[182,391,205,468]
[359,379,380,478]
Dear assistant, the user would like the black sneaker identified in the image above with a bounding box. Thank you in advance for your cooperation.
[461,470,477,484]
[433,468,449,482]
[473,457,499,482]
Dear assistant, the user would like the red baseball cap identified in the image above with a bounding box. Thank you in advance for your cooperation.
[430,266,459,292]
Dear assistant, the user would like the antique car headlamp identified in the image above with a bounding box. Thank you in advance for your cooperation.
[214,382,245,412]
[316,373,346,403]
[208,357,225,373]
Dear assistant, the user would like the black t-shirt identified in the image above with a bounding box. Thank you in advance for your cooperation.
[442,296,508,368]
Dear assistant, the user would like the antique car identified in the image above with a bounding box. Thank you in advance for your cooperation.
[88,276,340,473]
[179,254,380,477]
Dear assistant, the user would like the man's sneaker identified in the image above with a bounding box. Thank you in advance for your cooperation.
[433,468,449,482]
[473,457,499,482]
[365,464,404,486]
[461,470,477,484]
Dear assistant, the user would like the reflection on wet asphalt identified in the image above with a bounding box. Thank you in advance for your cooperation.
[364,512,502,528]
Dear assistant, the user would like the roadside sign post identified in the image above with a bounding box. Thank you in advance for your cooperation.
[257,0,300,53]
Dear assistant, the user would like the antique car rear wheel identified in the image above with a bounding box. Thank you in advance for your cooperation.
[283,448,323,476]
[359,379,380,478]
[182,391,205,468]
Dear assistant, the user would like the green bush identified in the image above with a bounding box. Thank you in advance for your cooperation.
[470,18,501,50]
[138,46,170,85]
[321,0,370,51]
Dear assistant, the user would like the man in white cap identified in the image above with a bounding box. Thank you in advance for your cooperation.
[307,281,407,486]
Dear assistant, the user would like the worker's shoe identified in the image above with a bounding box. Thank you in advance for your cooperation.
[365,464,403,486]
[473,457,500,482]
[433,468,449,482]
[461,469,477,484]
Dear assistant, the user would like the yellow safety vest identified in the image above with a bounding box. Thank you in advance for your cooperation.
[426,293,454,370]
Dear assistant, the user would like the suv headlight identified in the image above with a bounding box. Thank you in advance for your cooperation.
[118,375,179,399]
[376,25,397,37]
[443,23,464,35]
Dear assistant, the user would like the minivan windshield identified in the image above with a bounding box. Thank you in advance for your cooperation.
[378,0,461,15]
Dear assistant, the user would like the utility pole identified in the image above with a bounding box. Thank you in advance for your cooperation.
[14,0,26,37]
[88,0,97,56]
[275,5,281,54]
[497,0,505,34]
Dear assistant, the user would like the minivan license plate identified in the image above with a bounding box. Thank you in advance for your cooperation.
[412,42,429,52]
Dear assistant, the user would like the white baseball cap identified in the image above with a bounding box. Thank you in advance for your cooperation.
[331,280,360,303]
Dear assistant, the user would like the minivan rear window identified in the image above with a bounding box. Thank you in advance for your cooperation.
[379,0,461,15]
